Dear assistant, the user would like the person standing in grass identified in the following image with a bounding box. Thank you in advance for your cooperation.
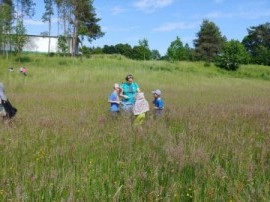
[133,92,149,125]
[20,67,27,76]
[0,82,17,119]
[108,83,122,115]
[152,89,164,115]
[120,74,140,112]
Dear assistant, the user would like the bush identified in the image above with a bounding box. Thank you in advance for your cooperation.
[215,40,250,71]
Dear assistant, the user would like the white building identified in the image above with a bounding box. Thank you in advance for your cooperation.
[23,35,76,54]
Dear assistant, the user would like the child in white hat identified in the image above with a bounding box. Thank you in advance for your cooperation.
[152,89,164,115]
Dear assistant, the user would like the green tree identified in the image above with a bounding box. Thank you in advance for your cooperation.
[138,38,151,60]
[17,0,35,18]
[42,0,54,55]
[103,45,117,54]
[132,45,145,60]
[55,0,72,36]
[12,0,35,59]
[12,19,27,60]
[115,43,132,58]
[70,0,104,56]
[0,0,13,57]
[80,45,91,57]
[166,36,188,61]
[151,49,161,60]
[57,35,68,55]
[194,19,225,64]
[215,40,250,71]
[242,22,270,65]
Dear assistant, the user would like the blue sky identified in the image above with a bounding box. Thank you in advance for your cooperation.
[25,0,270,56]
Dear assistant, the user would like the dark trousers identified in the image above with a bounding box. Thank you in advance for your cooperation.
[2,99,17,119]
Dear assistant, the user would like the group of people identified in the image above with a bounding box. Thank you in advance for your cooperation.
[108,74,164,125]
[0,83,17,121]
[1,74,163,124]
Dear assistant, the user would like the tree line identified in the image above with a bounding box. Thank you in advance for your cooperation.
[0,0,269,70]
[86,20,270,70]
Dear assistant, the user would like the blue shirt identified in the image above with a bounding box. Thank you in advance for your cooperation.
[153,98,164,109]
[109,92,120,112]
[121,82,139,105]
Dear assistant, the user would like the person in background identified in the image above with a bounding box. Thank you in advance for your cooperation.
[8,67,14,72]
[120,74,140,112]
[20,67,27,76]
[152,89,164,115]
[108,83,122,115]
[133,92,149,125]
[0,82,17,119]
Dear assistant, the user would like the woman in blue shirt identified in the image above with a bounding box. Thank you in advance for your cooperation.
[120,74,140,112]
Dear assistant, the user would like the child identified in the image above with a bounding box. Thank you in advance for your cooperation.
[133,92,149,125]
[152,89,164,115]
[20,67,27,76]
[108,83,122,115]
[0,83,17,119]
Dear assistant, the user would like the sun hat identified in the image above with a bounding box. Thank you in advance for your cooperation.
[152,89,161,96]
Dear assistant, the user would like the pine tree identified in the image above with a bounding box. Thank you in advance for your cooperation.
[194,19,225,64]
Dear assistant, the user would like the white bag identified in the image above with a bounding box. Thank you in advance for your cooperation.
[0,99,6,117]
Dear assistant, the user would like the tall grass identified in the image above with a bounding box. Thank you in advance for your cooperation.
[0,54,270,201]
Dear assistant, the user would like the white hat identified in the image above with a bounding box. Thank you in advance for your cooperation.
[152,89,161,96]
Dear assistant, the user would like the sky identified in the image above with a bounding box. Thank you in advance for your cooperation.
[24,0,270,56]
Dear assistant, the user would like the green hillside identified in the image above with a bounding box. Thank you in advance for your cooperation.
[0,55,270,201]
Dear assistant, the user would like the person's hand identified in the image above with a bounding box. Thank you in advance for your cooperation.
[123,95,129,99]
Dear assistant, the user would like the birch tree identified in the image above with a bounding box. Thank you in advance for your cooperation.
[42,0,54,54]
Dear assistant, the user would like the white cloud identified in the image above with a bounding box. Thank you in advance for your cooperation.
[204,10,270,20]
[153,21,199,32]
[133,0,174,13]
[111,6,127,15]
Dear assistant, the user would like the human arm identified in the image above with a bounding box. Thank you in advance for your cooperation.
[119,84,129,99]
[108,100,121,104]
[119,93,129,99]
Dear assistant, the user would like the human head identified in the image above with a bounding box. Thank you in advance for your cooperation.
[113,83,121,92]
[114,83,119,89]
[152,89,161,98]
[125,74,134,83]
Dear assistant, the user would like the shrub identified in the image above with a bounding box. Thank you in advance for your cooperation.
[215,40,250,71]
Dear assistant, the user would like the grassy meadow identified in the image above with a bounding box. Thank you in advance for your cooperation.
[0,54,270,201]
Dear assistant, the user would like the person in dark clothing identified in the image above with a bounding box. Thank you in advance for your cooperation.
[0,83,17,119]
